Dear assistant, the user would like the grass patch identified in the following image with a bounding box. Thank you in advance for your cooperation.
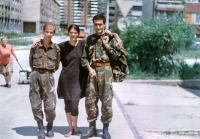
[126,70,180,80]
[174,49,200,58]
[127,62,200,80]
[1,32,38,39]
[8,39,32,46]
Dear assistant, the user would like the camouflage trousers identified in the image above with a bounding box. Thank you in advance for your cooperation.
[29,71,56,123]
[85,66,113,124]
[0,62,13,76]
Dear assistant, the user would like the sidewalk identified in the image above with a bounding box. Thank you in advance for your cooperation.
[124,79,200,89]
[113,80,200,139]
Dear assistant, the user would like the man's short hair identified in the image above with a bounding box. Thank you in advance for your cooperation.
[93,14,106,24]
[43,22,56,33]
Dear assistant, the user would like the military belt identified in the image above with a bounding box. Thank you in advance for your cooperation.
[92,61,110,67]
[33,68,54,74]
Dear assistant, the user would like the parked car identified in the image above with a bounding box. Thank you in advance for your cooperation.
[79,27,86,38]
[189,41,200,51]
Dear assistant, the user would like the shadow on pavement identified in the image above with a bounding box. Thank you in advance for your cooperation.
[0,85,7,87]
[12,126,103,137]
[12,126,37,136]
[183,87,200,98]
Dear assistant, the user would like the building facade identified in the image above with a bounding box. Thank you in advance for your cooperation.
[57,0,65,25]
[143,0,154,19]
[185,0,200,36]
[0,0,22,33]
[21,0,60,34]
[154,0,185,18]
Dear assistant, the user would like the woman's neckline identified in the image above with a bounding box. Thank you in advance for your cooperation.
[1,44,7,48]
[69,40,78,47]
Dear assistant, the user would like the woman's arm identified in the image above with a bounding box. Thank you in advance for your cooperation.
[11,46,18,61]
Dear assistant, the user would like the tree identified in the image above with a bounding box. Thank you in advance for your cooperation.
[120,14,195,76]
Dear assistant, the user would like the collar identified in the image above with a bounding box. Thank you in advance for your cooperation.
[38,39,54,48]
[94,33,106,39]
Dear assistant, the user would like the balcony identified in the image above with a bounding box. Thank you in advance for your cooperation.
[5,1,10,7]
[157,0,183,4]
[155,3,184,11]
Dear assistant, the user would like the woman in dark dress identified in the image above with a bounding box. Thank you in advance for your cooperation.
[57,24,87,137]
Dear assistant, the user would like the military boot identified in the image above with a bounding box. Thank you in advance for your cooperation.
[102,123,111,139]
[37,121,45,139]
[80,121,97,139]
[47,122,54,138]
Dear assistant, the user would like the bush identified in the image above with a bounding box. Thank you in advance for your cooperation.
[8,39,32,46]
[178,62,200,79]
[120,13,195,77]
[0,32,37,39]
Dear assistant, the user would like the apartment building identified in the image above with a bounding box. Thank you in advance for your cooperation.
[143,0,154,19]
[65,0,107,27]
[154,0,185,17]
[57,0,65,24]
[21,0,60,34]
[64,0,85,27]
[56,0,68,31]
[0,0,22,33]
[185,0,200,36]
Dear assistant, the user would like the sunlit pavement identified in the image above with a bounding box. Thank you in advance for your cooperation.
[0,35,200,139]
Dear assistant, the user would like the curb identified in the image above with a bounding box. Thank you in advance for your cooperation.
[124,79,200,90]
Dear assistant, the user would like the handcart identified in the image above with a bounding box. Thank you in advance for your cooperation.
[18,69,31,84]
[17,61,31,84]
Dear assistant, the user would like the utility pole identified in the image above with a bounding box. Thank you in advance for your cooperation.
[84,0,88,27]
[67,0,72,28]
[106,0,110,29]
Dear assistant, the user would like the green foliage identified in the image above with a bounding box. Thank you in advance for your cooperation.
[0,32,37,46]
[181,0,186,3]
[0,32,37,39]
[8,39,32,46]
[174,49,200,58]
[178,62,200,79]
[110,23,121,35]
[120,13,195,77]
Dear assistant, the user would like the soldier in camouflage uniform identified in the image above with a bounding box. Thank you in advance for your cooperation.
[29,22,60,139]
[81,14,128,139]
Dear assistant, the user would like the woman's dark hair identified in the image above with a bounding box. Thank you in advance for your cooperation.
[93,14,106,24]
[68,24,80,34]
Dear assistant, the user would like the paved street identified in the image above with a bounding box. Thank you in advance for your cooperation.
[0,36,200,139]
[114,80,200,139]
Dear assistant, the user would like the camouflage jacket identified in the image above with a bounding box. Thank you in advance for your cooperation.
[29,39,60,72]
[81,33,128,82]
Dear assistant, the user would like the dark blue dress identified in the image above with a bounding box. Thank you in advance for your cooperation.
[57,40,88,100]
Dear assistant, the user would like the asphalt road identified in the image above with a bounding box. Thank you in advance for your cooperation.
[0,36,134,139]
[0,36,200,139]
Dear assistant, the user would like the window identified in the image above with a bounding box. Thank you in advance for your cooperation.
[132,6,142,11]
[195,13,200,24]
[186,0,199,2]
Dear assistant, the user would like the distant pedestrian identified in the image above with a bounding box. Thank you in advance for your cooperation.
[0,36,18,88]
[80,14,128,139]
[29,22,60,139]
